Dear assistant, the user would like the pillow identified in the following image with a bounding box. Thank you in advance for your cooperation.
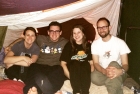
[0,79,25,94]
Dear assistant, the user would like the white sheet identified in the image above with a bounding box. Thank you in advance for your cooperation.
[2,0,120,47]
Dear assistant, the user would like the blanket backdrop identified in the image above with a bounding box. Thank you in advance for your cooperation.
[0,0,120,47]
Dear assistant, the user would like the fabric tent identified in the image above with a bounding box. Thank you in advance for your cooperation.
[0,0,121,47]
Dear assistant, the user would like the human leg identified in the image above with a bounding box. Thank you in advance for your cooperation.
[91,70,107,86]
[80,62,91,94]
[47,65,67,93]
[105,61,127,94]
[35,73,54,94]
[69,63,81,94]
[23,64,43,94]
[5,65,20,80]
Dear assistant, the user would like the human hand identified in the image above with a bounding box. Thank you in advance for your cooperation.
[23,56,33,66]
[106,67,122,79]
[101,68,107,75]
[106,67,114,78]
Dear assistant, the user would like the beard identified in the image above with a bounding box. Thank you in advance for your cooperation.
[99,31,110,38]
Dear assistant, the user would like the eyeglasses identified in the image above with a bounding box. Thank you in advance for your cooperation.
[97,26,109,30]
[49,30,61,33]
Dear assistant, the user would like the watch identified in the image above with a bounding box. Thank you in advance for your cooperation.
[122,69,125,74]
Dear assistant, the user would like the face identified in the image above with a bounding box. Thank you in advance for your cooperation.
[24,30,36,45]
[73,28,84,44]
[48,26,62,42]
[97,20,110,38]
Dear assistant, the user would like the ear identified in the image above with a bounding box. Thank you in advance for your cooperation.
[59,31,62,35]
[109,26,111,31]
[47,30,50,35]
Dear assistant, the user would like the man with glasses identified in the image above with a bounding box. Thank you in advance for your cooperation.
[23,21,68,94]
[91,17,130,94]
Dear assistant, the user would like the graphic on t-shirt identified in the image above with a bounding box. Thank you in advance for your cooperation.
[71,51,87,61]
[20,52,31,57]
[40,43,62,54]
[103,51,111,59]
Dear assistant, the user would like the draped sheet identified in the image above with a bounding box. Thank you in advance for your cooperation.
[2,0,120,47]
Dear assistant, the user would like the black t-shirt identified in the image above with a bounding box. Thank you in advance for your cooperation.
[60,41,92,65]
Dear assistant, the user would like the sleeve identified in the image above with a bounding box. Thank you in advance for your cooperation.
[36,35,44,47]
[59,41,71,63]
[32,43,40,55]
[120,40,131,55]
[91,40,99,55]
[11,42,19,55]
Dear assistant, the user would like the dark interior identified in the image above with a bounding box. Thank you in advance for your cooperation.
[120,0,140,85]
[37,18,96,41]
[125,27,140,84]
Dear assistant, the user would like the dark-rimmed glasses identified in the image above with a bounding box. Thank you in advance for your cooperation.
[49,30,61,33]
[97,26,109,30]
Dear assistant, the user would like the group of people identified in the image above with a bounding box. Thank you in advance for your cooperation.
[3,17,130,94]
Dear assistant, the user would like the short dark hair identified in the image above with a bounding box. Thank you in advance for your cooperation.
[97,17,110,26]
[23,27,37,37]
[48,21,62,31]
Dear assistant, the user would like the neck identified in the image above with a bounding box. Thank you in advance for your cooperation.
[76,41,82,45]
[50,38,59,42]
[102,34,111,42]
[24,42,32,49]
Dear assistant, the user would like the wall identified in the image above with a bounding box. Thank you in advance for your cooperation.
[120,0,140,84]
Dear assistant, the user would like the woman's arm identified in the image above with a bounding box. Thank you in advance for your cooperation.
[89,60,94,72]
[4,51,32,68]
[61,61,70,79]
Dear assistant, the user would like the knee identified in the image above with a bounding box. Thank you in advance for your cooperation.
[91,71,103,86]
[34,73,46,81]
[105,77,122,90]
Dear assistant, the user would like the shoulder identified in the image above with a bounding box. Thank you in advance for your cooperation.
[91,37,102,46]
[59,37,68,43]
[32,42,40,48]
[63,41,72,50]
[58,37,68,46]
[13,40,24,47]
[112,36,126,44]
[65,41,71,46]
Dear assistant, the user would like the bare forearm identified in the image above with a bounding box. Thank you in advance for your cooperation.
[122,64,129,72]
[94,63,106,75]
[89,60,94,72]
[4,56,25,64]
[6,60,29,68]
[61,61,70,79]
[63,66,70,79]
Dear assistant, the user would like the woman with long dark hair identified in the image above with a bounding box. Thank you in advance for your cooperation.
[60,24,94,94]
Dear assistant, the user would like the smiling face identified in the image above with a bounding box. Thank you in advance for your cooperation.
[24,30,36,46]
[73,28,84,44]
[97,20,110,38]
[48,26,62,42]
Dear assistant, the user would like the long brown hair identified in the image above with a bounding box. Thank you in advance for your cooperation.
[70,24,88,53]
